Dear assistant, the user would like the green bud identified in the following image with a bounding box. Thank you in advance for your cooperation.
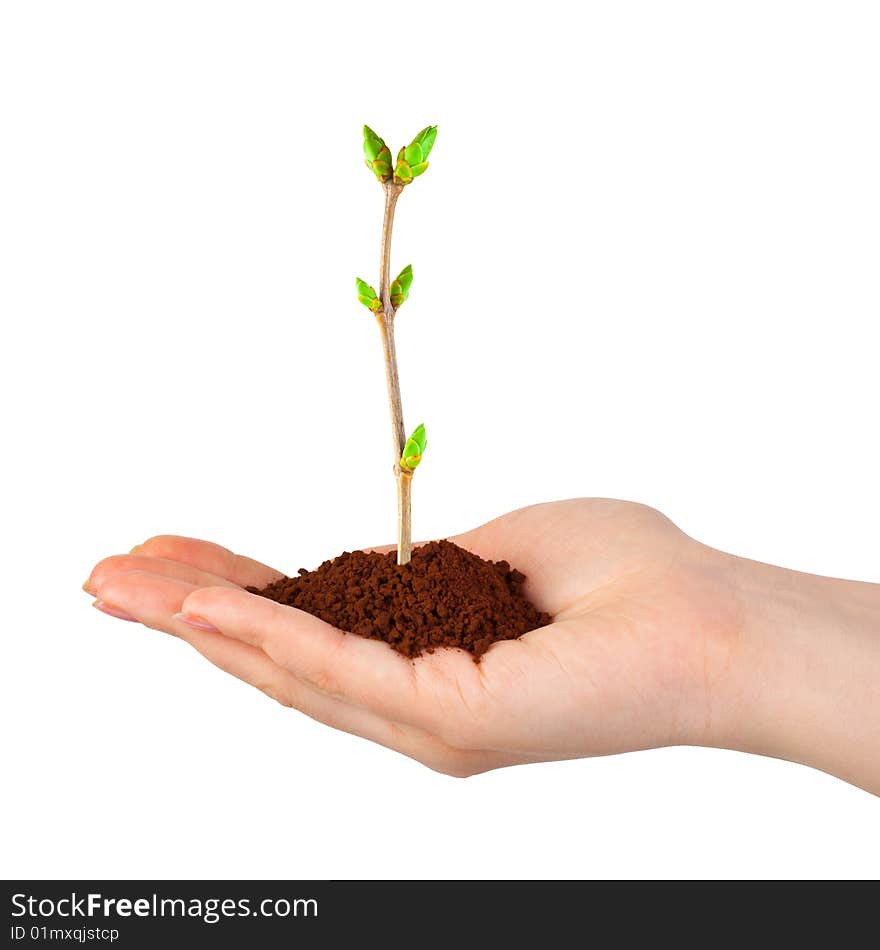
[355,277,382,313]
[389,264,413,308]
[392,125,437,185]
[410,422,427,454]
[397,264,413,291]
[400,423,427,473]
[363,127,393,182]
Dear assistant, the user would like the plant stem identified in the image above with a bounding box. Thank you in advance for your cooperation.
[376,182,412,565]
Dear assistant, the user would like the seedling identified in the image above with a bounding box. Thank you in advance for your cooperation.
[251,124,550,657]
[356,124,437,565]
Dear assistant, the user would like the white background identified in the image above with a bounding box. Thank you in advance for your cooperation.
[1,1,878,879]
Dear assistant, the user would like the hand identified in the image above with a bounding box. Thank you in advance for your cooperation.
[83,499,880,790]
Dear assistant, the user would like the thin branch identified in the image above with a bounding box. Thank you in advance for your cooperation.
[379,184,403,307]
[375,181,412,565]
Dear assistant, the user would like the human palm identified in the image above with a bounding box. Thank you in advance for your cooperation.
[85,499,733,775]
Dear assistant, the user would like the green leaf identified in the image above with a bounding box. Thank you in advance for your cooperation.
[372,159,391,179]
[404,143,423,166]
[363,125,386,162]
[410,423,427,454]
[410,162,429,177]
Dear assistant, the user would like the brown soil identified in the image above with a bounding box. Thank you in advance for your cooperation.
[248,540,552,661]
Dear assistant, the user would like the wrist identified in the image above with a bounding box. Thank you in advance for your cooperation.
[703,549,880,793]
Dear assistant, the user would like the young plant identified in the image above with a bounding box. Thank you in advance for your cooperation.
[357,124,437,565]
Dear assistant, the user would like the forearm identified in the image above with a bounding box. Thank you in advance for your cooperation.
[707,551,880,794]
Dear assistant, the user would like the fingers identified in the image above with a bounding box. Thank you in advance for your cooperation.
[92,570,365,737]
[91,571,291,696]
[176,586,461,733]
[94,571,197,631]
[85,554,240,596]
[90,571,501,776]
[130,535,283,589]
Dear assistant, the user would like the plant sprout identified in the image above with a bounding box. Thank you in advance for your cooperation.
[356,124,437,565]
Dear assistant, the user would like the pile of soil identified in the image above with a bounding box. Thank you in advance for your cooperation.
[248,540,552,661]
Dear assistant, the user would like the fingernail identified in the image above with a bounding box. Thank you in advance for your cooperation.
[92,600,139,622]
[172,613,219,632]
[82,578,96,594]
[129,544,143,555]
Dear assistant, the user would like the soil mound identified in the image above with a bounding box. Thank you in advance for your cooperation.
[249,540,552,661]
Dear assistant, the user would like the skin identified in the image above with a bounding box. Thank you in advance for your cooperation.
[83,499,880,793]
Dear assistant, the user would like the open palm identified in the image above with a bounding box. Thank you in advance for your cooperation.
[85,499,734,775]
